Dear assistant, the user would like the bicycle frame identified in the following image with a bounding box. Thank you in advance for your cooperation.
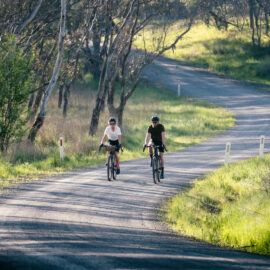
[143,144,162,184]
[99,145,117,181]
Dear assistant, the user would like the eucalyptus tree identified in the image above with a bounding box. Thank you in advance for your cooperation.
[28,0,67,142]
[58,0,97,117]
[89,0,197,135]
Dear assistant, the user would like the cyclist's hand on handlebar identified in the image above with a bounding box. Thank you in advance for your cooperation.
[99,143,103,152]
[119,144,124,152]
[143,144,147,151]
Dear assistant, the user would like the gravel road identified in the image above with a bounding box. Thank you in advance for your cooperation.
[1,58,270,269]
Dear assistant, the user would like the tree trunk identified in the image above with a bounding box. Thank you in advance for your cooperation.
[28,0,66,142]
[117,106,125,130]
[29,39,57,121]
[249,0,256,46]
[265,12,269,35]
[63,84,70,117]
[28,115,45,142]
[89,57,109,135]
[107,81,117,115]
[28,93,35,109]
[254,5,261,47]
[89,94,107,136]
[58,82,64,108]
[92,21,101,80]
[29,88,44,122]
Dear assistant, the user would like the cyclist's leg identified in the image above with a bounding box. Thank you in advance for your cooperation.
[106,151,109,164]
[115,152,120,175]
[115,151,120,168]
[106,141,113,164]
[148,146,153,156]
[160,152,164,167]
[148,142,153,166]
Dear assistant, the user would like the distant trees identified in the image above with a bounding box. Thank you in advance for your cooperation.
[248,0,270,46]
[200,0,270,47]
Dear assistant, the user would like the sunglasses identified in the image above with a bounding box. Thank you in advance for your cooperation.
[110,122,116,125]
[152,122,158,124]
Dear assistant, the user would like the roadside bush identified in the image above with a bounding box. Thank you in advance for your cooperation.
[0,34,33,152]
[255,61,270,79]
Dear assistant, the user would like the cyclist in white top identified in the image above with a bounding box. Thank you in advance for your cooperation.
[100,117,122,174]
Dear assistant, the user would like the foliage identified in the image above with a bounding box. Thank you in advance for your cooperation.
[166,154,270,255]
[0,34,33,151]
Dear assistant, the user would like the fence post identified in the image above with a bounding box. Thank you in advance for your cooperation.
[224,142,231,165]
[259,136,265,158]
[59,137,64,162]
[177,80,181,96]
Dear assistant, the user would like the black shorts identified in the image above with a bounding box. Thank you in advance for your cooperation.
[108,140,120,152]
[151,140,164,153]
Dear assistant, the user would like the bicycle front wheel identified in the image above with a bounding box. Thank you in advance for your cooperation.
[107,155,112,181]
[152,157,157,184]
[157,157,161,182]
[112,155,117,180]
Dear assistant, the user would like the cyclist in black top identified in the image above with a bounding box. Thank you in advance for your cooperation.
[143,116,166,179]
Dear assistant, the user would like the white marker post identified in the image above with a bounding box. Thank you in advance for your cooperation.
[259,136,265,158]
[177,80,181,97]
[224,142,231,166]
[59,137,64,162]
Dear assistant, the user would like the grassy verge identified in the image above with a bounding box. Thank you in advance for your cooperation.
[0,77,234,191]
[166,154,270,255]
[136,23,270,85]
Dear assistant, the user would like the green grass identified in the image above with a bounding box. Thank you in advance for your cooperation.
[136,22,270,85]
[166,154,270,255]
[0,77,234,191]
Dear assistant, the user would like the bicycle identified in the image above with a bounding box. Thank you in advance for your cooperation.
[99,144,118,181]
[143,144,166,184]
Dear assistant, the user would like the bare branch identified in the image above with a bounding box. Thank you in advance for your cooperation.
[14,0,44,34]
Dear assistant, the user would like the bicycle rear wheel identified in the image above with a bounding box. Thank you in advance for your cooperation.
[152,157,158,184]
[107,155,112,181]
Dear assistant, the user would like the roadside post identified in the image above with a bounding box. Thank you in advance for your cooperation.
[177,80,181,96]
[224,142,231,166]
[59,137,64,162]
[259,135,265,158]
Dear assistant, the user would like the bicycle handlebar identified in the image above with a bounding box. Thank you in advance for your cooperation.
[99,144,124,152]
[143,144,167,152]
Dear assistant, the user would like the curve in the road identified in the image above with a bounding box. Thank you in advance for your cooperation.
[1,58,270,269]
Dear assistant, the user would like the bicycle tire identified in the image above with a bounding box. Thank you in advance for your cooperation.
[112,155,117,180]
[107,155,112,181]
[157,156,161,182]
[152,157,157,184]
[155,157,160,182]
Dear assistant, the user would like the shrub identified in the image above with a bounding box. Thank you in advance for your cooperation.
[0,34,33,152]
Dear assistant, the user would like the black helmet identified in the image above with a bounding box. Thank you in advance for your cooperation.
[151,116,159,122]
[108,117,116,124]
